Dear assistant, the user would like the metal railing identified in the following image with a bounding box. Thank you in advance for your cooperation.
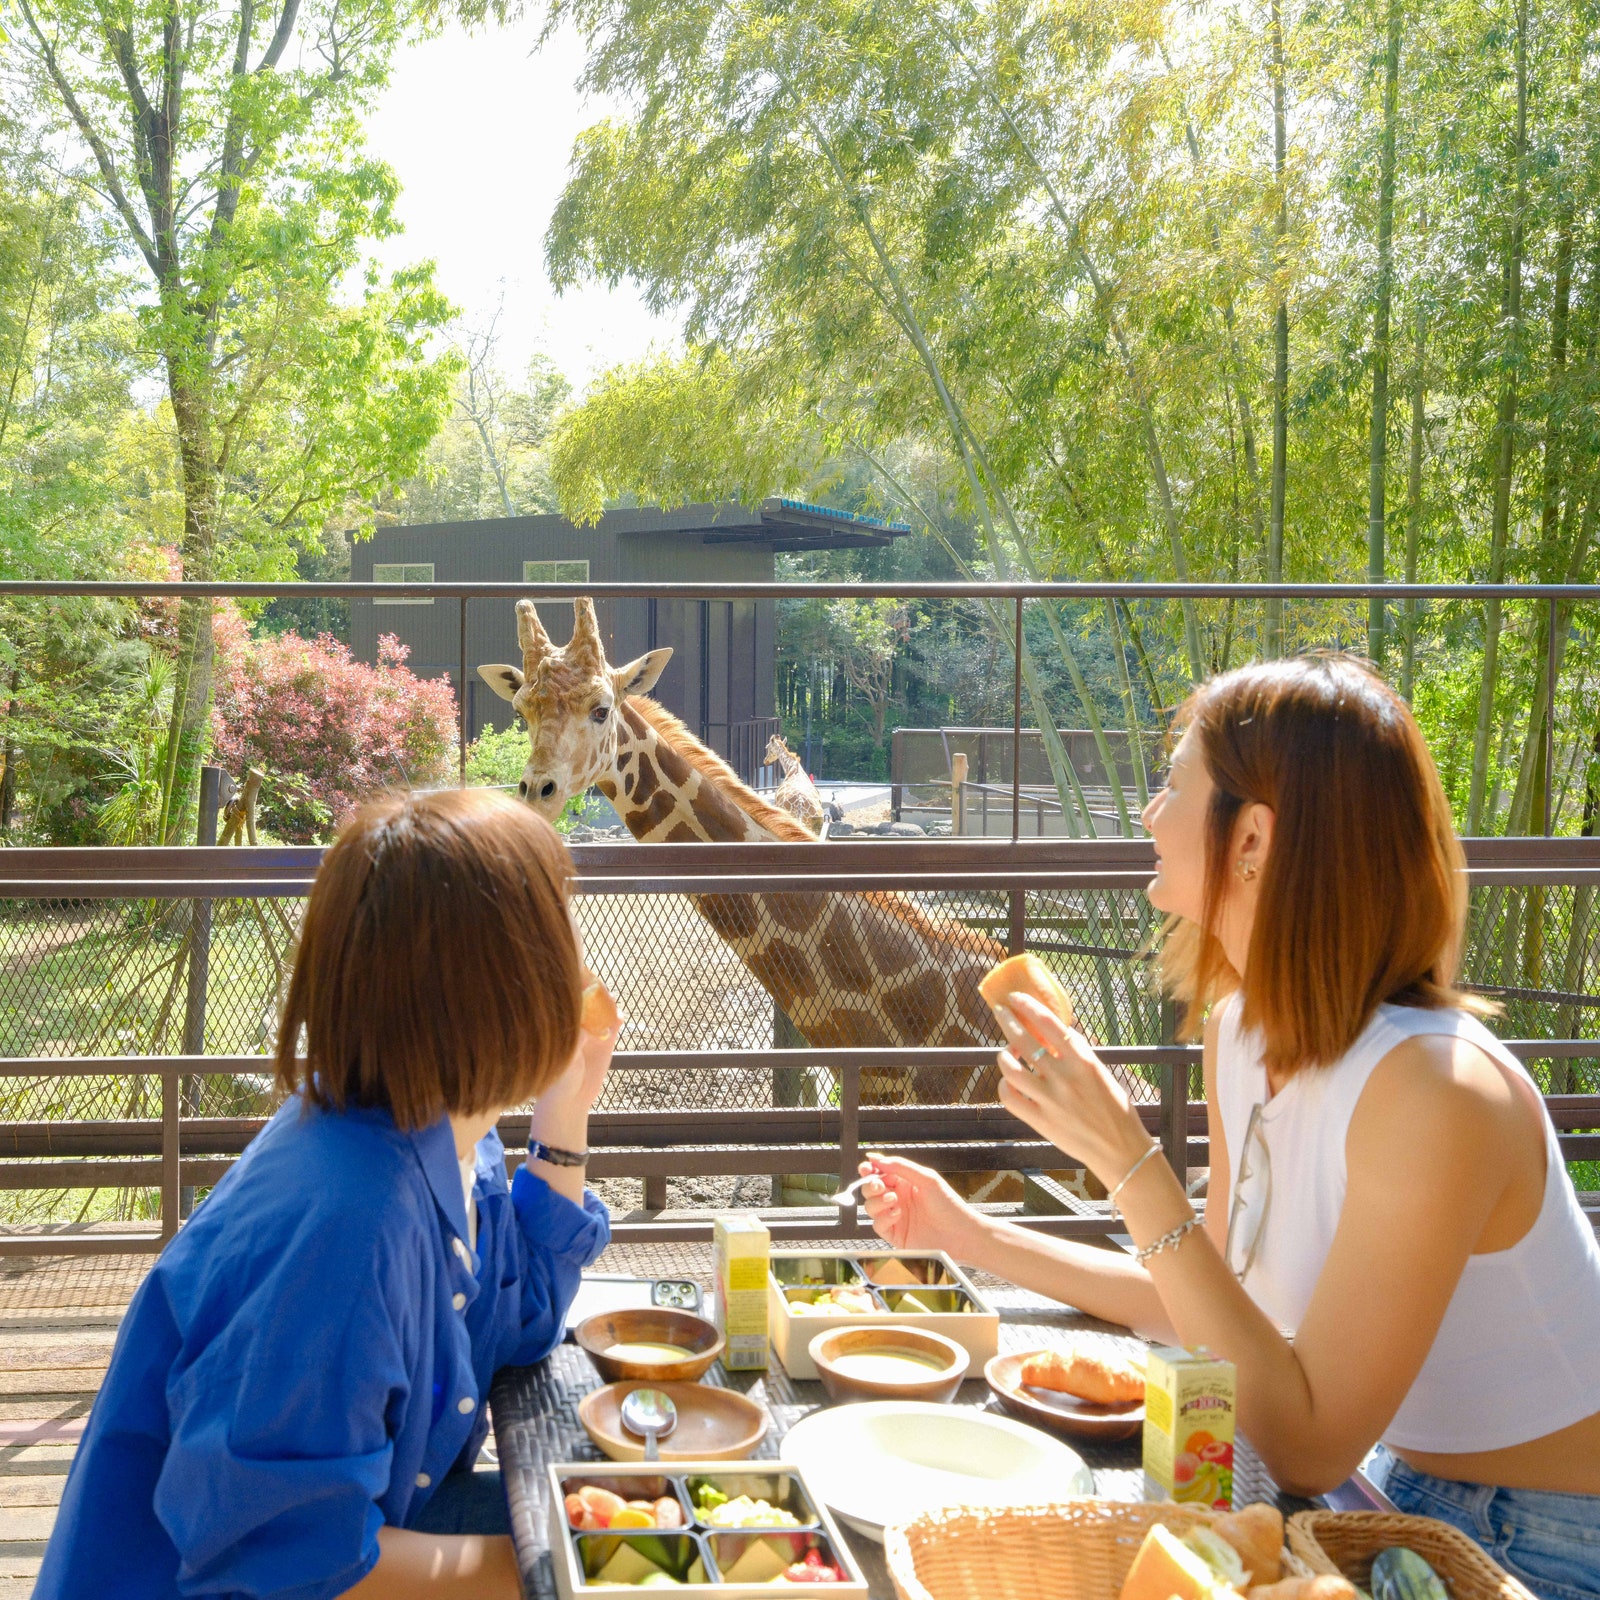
[4,575,1597,838]
[3,836,1597,1250]
[2,576,1599,1252]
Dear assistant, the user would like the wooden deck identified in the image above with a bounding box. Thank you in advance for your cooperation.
[0,1254,143,1595]
[0,1237,743,1594]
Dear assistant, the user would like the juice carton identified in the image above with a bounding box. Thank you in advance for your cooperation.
[1143,1346,1236,1508]
[713,1213,770,1370]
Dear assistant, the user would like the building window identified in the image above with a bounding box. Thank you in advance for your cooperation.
[373,562,435,604]
[523,559,590,586]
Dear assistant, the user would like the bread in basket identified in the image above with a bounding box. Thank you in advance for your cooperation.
[885,1499,1294,1600]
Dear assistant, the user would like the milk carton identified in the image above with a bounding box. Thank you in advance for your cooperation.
[1143,1346,1236,1508]
[713,1213,770,1370]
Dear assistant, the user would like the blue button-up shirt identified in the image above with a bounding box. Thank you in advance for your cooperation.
[36,1097,609,1600]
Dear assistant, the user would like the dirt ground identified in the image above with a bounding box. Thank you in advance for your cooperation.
[570,892,803,1213]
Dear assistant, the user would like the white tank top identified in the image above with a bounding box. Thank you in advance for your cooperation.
[1216,995,1600,1453]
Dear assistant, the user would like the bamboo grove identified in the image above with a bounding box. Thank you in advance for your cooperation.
[541,0,1600,840]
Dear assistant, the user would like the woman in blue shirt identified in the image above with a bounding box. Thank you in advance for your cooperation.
[37,788,615,1599]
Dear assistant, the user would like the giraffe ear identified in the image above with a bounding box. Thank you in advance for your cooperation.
[478,664,524,702]
[613,647,672,698]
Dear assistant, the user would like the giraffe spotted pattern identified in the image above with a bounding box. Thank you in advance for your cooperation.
[478,598,1086,1204]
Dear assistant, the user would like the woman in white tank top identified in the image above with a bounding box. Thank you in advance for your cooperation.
[860,656,1600,1600]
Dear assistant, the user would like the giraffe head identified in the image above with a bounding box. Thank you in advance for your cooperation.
[763,732,793,769]
[478,599,671,822]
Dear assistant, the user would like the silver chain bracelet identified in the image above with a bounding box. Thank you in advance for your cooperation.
[1134,1213,1202,1264]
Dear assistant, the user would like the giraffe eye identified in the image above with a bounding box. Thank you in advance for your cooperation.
[590,705,610,724]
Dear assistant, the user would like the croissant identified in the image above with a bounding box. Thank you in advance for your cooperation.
[1019,1346,1144,1405]
[1215,1502,1284,1586]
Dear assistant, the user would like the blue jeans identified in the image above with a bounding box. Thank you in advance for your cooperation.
[407,1467,512,1536]
[1369,1448,1600,1600]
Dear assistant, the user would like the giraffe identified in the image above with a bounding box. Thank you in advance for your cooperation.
[480,599,1037,1200]
[762,733,825,837]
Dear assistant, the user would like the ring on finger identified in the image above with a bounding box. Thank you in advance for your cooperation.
[1029,1042,1054,1065]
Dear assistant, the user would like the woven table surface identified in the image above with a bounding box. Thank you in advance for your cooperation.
[492,1280,1308,1599]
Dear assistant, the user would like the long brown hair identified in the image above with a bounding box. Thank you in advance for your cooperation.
[1164,653,1480,1074]
[276,788,583,1130]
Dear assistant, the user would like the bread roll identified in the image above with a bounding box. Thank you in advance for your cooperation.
[978,953,1077,1028]
[1246,1578,1356,1600]
[581,979,620,1036]
[1019,1346,1144,1405]
[1214,1503,1284,1586]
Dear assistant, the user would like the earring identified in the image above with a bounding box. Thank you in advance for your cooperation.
[1236,858,1258,882]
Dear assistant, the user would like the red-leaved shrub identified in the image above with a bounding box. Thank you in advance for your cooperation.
[212,604,456,842]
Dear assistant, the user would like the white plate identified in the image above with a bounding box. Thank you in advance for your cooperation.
[780,1400,1094,1543]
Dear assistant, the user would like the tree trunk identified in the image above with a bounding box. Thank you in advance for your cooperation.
[1402,297,1428,701]
[1552,705,1600,1093]
[1467,0,1528,834]
[1505,487,1596,836]
[1367,0,1403,666]
[159,381,220,845]
[0,667,20,832]
[1106,600,1150,808]
[1180,116,1268,565]
[1500,161,1577,838]
[1266,0,1290,658]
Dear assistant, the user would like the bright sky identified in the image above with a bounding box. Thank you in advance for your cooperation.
[362,16,681,391]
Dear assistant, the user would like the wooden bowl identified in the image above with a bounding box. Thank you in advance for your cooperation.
[984,1350,1144,1442]
[578,1381,769,1462]
[809,1325,970,1404]
[574,1307,724,1383]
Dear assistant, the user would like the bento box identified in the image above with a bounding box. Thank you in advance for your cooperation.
[766,1250,999,1380]
[547,1460,869,1597]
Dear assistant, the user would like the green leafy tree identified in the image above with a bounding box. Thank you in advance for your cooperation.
[539,0,1600,847]
[395,305,574,524]
[12,0,457,840]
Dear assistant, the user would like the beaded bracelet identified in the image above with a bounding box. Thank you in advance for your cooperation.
[1107,1141,1161,1207]
[1133,1213,1202,1264]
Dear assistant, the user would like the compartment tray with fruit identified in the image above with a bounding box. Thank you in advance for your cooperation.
[547,1461,869,1598]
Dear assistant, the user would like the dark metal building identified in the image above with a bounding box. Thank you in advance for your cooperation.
[349,500,907,781]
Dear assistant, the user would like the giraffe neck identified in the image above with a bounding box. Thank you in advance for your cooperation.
[592,699,1003,1058]
[778,751,805,782]
[590,696,1018,1195]
[597,700,808,843]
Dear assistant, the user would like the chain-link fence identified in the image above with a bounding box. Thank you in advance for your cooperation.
[3,838,1597,1245]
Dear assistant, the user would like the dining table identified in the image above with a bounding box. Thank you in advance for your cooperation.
[490,1271,1382,1600]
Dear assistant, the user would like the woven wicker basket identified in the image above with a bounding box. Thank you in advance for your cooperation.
[885,1499,1237,1600]
[1288,1511,1538,1600]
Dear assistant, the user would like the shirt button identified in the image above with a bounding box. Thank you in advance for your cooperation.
[457,1396,475,1415]
[415,1472,431,1488]
[452,1293,467,1311]
[452,1238,471,1265]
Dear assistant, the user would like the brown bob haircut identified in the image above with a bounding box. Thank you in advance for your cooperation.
[1165,653,1480,1074]
[275,788,583,1130]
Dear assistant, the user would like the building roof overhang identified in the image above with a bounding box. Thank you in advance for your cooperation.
[697,497,912,552]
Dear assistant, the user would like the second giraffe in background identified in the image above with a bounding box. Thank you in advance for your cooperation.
[763,733,825,837]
